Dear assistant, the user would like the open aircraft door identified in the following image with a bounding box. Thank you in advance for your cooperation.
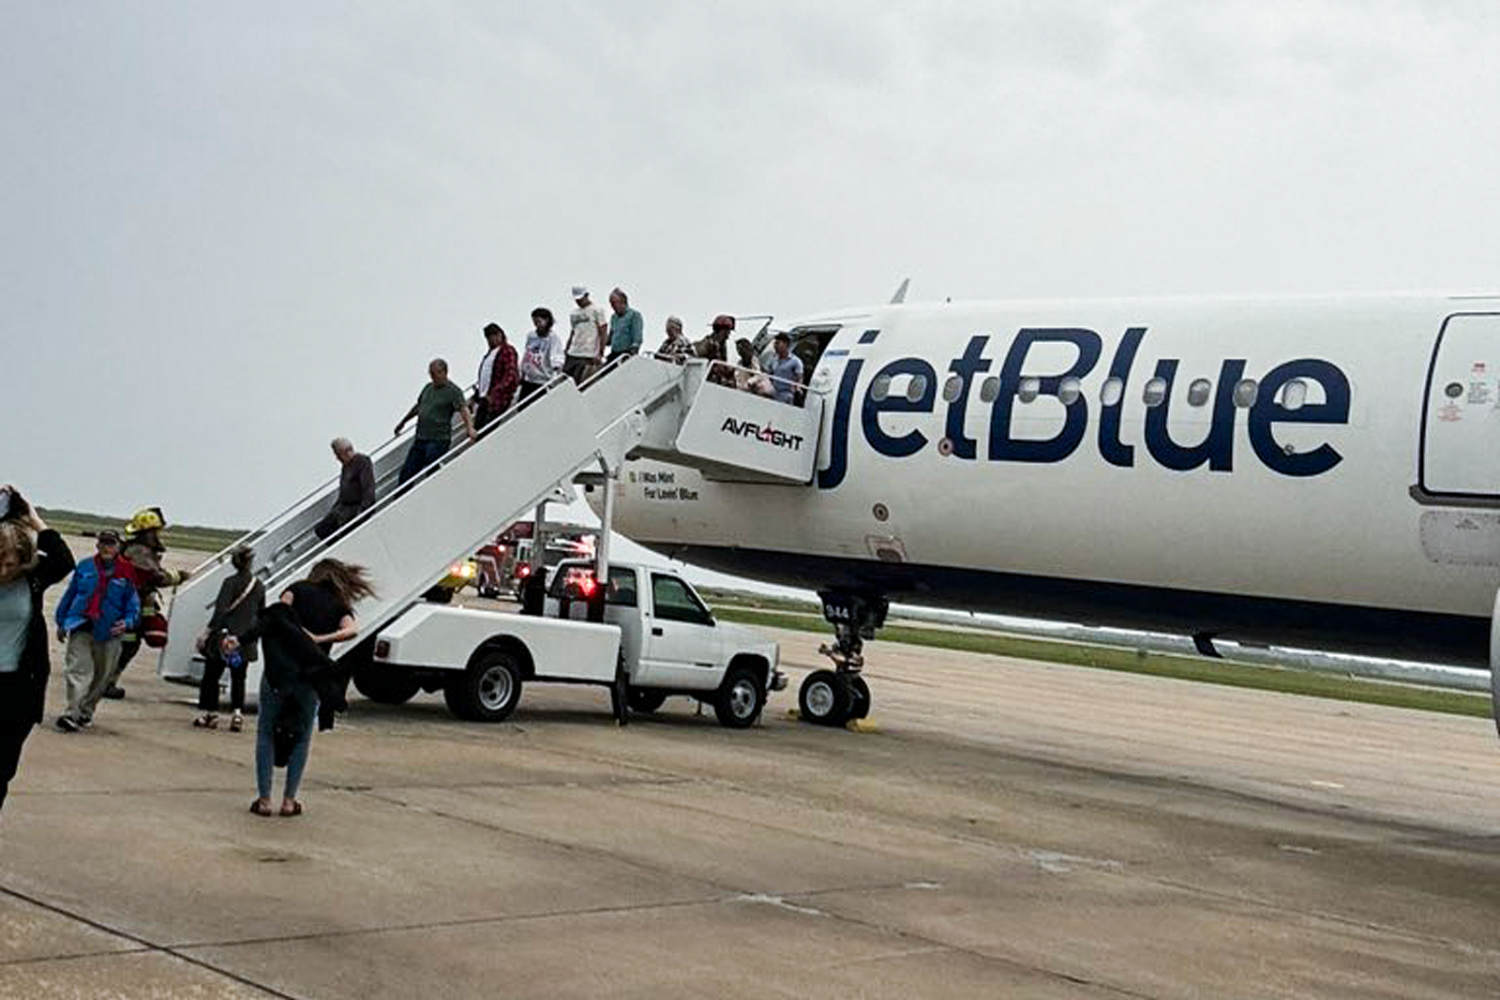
[1421,313,1500,499]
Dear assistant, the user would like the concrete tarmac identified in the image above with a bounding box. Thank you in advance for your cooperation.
[3,552,1500,997]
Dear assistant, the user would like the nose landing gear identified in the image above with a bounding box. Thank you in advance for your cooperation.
[798,591,887,727]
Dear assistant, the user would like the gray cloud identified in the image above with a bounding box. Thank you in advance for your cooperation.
[4,1,1499,527]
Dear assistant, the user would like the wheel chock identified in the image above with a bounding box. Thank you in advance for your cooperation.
[845,718,878,733]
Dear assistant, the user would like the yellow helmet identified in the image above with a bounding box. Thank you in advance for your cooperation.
[125,507,166,536]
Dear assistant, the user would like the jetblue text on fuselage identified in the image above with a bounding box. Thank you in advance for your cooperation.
[817,327,1351,490]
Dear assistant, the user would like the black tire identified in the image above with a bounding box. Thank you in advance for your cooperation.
[443,651,523,722]
[352,666,422,706]
[423,585,454,604]
[628,689,669,713]
[715,666,766,729]
[847,675,871,720]
[798,669,851,727]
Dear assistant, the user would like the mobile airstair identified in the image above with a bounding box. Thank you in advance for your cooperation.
[159,354,823,680]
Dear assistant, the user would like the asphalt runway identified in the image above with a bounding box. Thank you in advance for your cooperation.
[3,546,1499,997]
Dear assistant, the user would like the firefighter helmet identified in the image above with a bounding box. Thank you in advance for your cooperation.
[125,507,166,536]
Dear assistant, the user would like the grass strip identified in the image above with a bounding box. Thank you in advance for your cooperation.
[37,508,244,554]
[716,607,1492,720]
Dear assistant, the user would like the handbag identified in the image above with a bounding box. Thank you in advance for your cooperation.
[194,575,259,653]
[142,613,170,649]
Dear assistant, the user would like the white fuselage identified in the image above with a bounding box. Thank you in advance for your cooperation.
[604,294,1500,665]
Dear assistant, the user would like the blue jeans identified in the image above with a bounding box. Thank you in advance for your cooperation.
[255,676,319,800]
[398,438,450,484]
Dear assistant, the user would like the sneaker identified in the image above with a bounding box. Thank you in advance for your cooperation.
[103,685,125,700]
[55,716,78,733]
[228,712,243,733]
[78,717,94,730]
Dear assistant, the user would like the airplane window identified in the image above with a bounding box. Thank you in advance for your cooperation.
[906,375,928,402]
[1142,377,1168,407]
[1187,378,1212,407]
[979,377,1000,403]
[941,375,963,402]
[1058,376,1082,406]
[870,374,891,402]
[1017,376,1041,404]
[1233,379,1259,408]
[1279,378,1308,411]
[1100,377,1124,406]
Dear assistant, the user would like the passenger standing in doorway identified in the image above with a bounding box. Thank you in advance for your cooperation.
[230,558,374,817]
[764,331,805,405]
[697,315,736,387]
[314,438,375,540]
[194,545,264,732]
[473,323,518,430]
[734,338,774,396]
[0,488,75,810]
[394,359,476,485]
[657,316,692,360]
[54,529,138,732]
[605,288,643,362]
[520,307,566,402]
[564,286,608,384]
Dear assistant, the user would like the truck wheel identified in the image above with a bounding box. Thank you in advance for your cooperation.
[798,670,851,726]
[628,690,668,713]
[847,675,871,720]
[444,651,523,722]
[715,666,766,729]
[352,666,422,706]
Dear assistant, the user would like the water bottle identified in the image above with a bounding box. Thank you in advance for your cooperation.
[224,645,244,671]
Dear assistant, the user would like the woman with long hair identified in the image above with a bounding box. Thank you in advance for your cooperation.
[227,558,374,817]
[0,487,75,812]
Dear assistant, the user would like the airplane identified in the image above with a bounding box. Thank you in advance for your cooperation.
[591,289,1500,727]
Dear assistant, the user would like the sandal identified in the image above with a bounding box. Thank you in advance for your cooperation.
[279,799,303,818]
[249,798,273,817]
[228,712,243,733]
[193,713,218,729]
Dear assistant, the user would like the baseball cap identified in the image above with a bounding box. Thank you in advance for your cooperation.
[96,528,122,545]
[571,285,589,299]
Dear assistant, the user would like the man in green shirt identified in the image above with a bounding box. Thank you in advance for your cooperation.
[606,287,643,362]
[395,358,476,484]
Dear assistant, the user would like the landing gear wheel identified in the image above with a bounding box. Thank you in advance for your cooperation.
[847,675,871,720]
[444,651,523,722]
[628,690,668,714]
[714,666,765,729]
[798,669,852,727]
[352,666,421,706]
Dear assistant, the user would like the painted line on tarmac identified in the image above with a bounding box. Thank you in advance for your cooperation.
[0,882,303,999]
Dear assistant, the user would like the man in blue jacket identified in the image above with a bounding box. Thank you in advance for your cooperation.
[54,530,139,731]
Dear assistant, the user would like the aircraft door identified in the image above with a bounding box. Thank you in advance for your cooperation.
[1423,314,1500,497]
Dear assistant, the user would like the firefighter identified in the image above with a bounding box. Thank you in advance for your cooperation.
[108,507,190,699]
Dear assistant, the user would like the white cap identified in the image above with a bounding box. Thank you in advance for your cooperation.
[571,285,589,299]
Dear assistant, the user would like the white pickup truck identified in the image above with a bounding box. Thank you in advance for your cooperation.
[358,559,785,728]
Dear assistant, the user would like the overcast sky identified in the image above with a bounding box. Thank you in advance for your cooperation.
[6,1,1500,538]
